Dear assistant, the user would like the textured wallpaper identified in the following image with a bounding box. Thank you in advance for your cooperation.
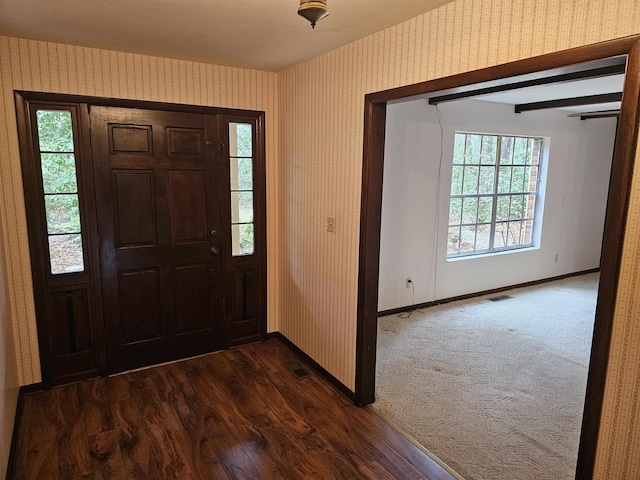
[279,0,640,478]
[0,36,280,385]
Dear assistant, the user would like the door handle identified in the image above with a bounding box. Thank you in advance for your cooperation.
[210,246,219,255]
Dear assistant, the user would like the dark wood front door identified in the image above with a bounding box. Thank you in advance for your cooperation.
[91,106,224,372]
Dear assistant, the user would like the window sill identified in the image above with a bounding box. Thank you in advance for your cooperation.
[446,246,540,262]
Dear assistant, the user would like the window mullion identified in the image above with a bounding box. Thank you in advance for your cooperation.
[489,136,501,251]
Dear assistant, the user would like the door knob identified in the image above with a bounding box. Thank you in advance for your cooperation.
[210,246,219,255]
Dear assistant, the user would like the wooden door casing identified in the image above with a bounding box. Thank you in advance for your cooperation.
[16,92,267,385]
[91,106,224,373]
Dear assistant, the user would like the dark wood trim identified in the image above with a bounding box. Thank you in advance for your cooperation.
[355,99,386,407]
[15,91,264,118]
[576,38,640,479]
[14,93,55,388]
[356,35,640,480]
[580,112,620,120]
[515,92,622,113]
[14,91,268,386]
[428,60,626,105]
[378,268,600,317]
[267,332,356,402]
[5,383,44,480]
[369,36,636,104]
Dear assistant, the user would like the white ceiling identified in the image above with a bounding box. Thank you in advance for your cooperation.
[0,0,455,72]
[476,75,625,114]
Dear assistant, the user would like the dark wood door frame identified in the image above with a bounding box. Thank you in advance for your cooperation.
[15,91,268,385]
[355,34,640,479]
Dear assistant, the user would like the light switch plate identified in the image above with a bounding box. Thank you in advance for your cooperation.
[326,216,336,233]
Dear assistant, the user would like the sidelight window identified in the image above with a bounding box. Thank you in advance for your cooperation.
[35,110,85,274]
[229,122,255,256]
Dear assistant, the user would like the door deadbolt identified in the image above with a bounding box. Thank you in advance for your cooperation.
[210,229,217,237]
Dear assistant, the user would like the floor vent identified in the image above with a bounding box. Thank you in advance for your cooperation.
[285,362,310,379]
[488,295,512,302]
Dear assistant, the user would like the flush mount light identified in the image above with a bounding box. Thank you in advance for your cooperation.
[298,0,329,29]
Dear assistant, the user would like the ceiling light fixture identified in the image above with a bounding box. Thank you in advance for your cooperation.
[298,0,329,29]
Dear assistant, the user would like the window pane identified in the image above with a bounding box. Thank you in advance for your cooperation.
[447,227,461,254]
[45,194,80,234]
[480,136,497,165]
[231,192,253,223]
[451,166,464,195]
[461,197,478,224]
[476,224,491,251]
[500,136,514,165]
[232,223,254,256]
[37,110,74,152]
[525,194,536,220]
[531,139,541,165]
[465,135,481,164]
[41,153,78,194]
[511,167,526,192]
[494,222,508,248]
[460,225,476,252]
[229,123,252,157]
[507,221,523,245]
[478,166,495,194]
[497,166,512,193]
[522,219,534,244]
[477,196,493,223]
[231,158,253,190]
[49,234,84,274]
[462,166,479,195]
[449,198,462,225]
[513,137,527,165]
[453,134,466,164]
[496,196,510,221]
[509,195,525,220]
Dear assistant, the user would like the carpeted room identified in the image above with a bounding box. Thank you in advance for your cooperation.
[375,74,619,479]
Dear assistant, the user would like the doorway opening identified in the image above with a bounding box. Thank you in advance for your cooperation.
[355,36,640,479]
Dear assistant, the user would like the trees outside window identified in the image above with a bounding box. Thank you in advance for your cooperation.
[447,133,542,258]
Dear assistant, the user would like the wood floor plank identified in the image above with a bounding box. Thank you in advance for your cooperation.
[19,390,60,480]
[158,394,231,480]
[13,340,457,480]
[88,430,125,480]
[80,378,115,437]
[57,384,94,480]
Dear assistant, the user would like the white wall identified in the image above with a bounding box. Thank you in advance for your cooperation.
[378,98,617,311]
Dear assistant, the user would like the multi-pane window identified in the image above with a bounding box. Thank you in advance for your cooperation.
[35,110,85,274]
[447,133,543,258]
[229,122,255,256]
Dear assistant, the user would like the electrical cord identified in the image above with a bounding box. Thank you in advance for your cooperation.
[399,280,415,318]
[432,103,445,301]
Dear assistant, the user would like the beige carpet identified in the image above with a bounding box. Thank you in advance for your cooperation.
[374,273,598,480]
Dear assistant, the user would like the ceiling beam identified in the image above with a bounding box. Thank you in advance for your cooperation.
[580,112,620,120]
[427,60,626,105]
[514,92,622,113]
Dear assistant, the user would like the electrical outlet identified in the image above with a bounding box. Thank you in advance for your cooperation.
[554,254,558,263]
[406,278,412,288]
[326,216,336,233]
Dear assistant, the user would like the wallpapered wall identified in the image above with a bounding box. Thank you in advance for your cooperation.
[0,36,280,385]
[278,0,640,478]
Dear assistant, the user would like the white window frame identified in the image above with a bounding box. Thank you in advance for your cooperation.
[446,132,544,259]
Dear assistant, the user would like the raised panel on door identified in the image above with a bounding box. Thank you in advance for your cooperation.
[227,268,261,344]
[112,170,157,247]
[118,268,162,344]
[173,263,212,335]
[169,171,207,243]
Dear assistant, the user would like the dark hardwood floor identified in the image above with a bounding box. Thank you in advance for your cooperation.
[11,340,455,479]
